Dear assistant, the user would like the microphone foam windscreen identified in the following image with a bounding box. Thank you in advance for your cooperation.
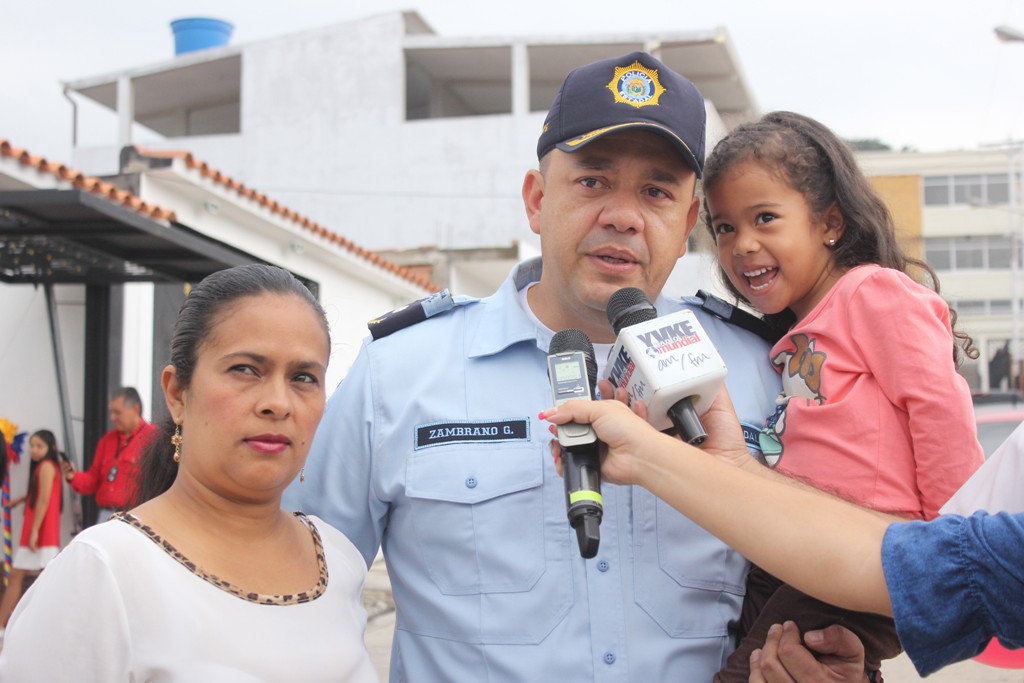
[606,287,658,334]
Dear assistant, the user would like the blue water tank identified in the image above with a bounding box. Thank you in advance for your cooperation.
[171,17,234,55]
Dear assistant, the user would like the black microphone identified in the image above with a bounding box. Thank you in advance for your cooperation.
[547,329,603,559]
[605,287,728,445]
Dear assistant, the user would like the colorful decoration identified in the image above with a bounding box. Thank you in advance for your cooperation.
[0,418,24,587]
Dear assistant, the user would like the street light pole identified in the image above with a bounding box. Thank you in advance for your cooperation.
[994,25,1024,389]
[1011,145,1022,389]
[995,25,1024,43]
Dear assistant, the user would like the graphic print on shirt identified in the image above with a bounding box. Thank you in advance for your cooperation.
[759,333,828,467]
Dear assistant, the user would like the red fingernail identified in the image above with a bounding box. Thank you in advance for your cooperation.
[538,411,546,420]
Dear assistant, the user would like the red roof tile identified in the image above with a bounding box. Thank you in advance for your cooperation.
[133,146,438,291]
[0,139,437,291]
[1,138,177,222]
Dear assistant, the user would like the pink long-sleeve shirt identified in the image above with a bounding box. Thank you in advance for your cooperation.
[765,264,984,519]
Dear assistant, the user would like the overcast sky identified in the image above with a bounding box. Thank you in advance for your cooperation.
[3,0,1024,163]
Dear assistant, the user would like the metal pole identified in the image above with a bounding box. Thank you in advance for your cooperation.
[1007,148,1015,393]
[45,284,83,533]
[1014,146,1024,390]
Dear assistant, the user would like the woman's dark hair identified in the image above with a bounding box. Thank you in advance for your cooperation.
[135,264,330,505]
[28,429,64,512]
[702,110,977,364]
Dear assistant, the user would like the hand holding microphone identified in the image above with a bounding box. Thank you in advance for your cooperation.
[547,329,603,559]
[604,287,728,445]
[542,386,754,488]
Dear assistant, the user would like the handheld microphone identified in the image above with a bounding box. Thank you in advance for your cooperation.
[547,329,603,559]
[605,287,727,445]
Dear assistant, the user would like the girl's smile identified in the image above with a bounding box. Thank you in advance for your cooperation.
[706,160,844,321]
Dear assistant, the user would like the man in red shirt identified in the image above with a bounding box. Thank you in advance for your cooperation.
[61,388,158,524]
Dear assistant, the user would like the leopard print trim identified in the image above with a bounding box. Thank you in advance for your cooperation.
[114,511,329,605]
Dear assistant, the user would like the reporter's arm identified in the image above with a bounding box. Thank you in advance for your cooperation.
[543,391,893,616]
[752,512,1024,679]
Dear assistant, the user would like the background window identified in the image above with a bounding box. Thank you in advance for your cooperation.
[989,237,1012,268]
[954,240,985,269]
[925,237,952,270]
[922,173,1019,207]
[953,175,984,205]
[924,177,950,206]
[989,299,1013,314]
[957,299,987,315]
[987,174,1009,204]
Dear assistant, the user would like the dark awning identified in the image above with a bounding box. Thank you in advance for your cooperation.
[0,189,262,285]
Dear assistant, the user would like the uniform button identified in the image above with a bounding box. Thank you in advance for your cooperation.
[465,477,477,488]
[603,652,616,665]
[597,560,610,572]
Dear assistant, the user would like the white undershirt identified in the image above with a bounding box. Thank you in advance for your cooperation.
[518,282,614,382]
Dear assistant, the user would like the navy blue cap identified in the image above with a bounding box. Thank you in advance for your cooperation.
[537,51,706,177]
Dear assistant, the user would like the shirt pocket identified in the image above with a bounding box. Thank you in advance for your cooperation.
[403,444,572,643]
[632,487,748,637]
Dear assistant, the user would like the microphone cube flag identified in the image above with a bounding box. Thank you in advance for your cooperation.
[605,308,727,432]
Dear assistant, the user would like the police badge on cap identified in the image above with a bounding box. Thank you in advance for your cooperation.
[536,51,707,177]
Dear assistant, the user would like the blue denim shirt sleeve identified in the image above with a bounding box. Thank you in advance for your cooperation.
[882,512,1024,676]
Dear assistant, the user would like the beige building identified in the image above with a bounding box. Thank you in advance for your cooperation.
[859,146,1023,391]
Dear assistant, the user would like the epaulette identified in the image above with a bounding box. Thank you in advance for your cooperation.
[693,290,787,344]
[367,289,458,340]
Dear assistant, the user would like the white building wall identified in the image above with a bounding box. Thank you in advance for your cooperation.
[122,282,154,414]
[138,170,430,391]
[0,284,86,546]
[85,14,737,256]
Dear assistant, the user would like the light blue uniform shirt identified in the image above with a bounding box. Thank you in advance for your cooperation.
[286,258,781,682]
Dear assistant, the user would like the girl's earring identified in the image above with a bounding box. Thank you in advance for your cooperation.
[827,238,837,248]
[171,423,183,463]
[300,468,306,484]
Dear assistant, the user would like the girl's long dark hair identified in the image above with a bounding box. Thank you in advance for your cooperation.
[28,429,64,512]
[702,111,977,365]
[134,264,330,506]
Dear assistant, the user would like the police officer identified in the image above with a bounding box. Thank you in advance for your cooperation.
[289,52,805,682]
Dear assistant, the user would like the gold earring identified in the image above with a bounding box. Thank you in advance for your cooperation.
[300,468,305,484]
[171,423,182,463]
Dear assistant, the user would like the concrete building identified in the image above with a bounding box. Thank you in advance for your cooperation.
[859,146,1024,391]
[63,10,758,261]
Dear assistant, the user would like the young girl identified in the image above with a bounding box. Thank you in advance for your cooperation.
[0,429,64,632]
[701,111,986,682]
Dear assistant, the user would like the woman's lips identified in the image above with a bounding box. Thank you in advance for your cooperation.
[245,434,291,454]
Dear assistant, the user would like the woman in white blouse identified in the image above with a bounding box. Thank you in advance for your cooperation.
[0,264,377,682]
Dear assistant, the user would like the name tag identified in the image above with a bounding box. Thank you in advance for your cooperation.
[415,419,530,449]
[741,422,764,455]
